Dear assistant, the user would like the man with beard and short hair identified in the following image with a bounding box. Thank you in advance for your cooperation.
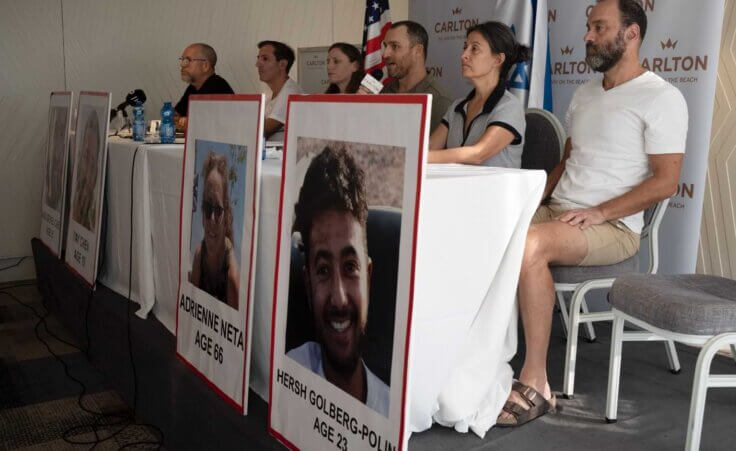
[498,0,688,427]
[287,146,389,416]
[380,21,451,131]
[174,43,234,130]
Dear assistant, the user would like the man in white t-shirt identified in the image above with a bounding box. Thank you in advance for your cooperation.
[256,40,304,141]
[499,0,688,427]
[287,147,390,417]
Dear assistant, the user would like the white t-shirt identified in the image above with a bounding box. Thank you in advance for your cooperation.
[287,341,390,417]
[265,77,304,141]
[552,71,688,234]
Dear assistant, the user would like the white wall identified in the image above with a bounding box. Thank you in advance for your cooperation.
[0,0,408,281]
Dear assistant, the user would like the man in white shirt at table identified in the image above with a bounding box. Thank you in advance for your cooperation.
[287,146,390,417]
[255,40,304,141]
[498,0,688,427]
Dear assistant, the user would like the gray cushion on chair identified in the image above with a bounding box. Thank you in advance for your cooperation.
[551,254,639,284]
[610,274,736,335]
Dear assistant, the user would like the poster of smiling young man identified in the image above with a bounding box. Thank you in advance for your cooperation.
[176,94,264,414]
[64,91,111,286]
[40,91,73,257]
[269,95,430,451]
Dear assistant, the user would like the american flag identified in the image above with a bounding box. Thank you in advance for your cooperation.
[362,0,391,81]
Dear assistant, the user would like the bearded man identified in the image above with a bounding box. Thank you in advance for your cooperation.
[497,0,689,427]
[380,21,451,131]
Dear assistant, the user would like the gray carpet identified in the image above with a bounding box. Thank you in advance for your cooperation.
[11,241,736,449]
[411,314,736,451]
[0,283,161,450]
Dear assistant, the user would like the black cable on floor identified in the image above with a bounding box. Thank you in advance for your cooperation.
[0,285,130,447]
[2,144,165,449]
[0,256,26,272]
[71,144,165,450]
[106,144,165,449]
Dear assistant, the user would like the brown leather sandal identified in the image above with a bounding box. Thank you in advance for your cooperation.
[496,381,556,427]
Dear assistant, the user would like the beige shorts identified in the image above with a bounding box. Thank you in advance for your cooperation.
[532,204,640,266]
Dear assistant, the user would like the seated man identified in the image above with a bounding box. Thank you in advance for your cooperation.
[499,0,689,426]
[380,20,452,132]
[175,43,234,130]
[256,40,304,141]
[288,146,389,417]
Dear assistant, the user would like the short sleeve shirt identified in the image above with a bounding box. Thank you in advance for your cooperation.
[287,341,390,417]
[553,71,689,233]
[265,78,305,141]
[381,75,452,132]
[174,74,234,117]
[440,85,526,168]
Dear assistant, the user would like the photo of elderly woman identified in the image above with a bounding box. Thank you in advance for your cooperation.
[44,106,69,211]
[189,140,247,310]
[72,111,101,232]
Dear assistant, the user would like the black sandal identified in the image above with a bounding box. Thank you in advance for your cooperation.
[497,381,556,427]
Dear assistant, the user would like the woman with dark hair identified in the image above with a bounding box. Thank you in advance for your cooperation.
[428,21,530,167]
[325,43,363,94]
[190,152,240,309]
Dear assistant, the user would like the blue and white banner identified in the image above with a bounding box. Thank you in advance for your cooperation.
[409,0,550,108]
[547,0,725,274]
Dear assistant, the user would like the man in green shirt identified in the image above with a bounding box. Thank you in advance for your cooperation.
[381,21,452,132]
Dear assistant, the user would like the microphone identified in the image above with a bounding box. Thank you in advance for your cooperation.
[114,89,147,117]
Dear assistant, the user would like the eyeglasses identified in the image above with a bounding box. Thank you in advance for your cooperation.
[179,57,207,67]
[202,201,225,220]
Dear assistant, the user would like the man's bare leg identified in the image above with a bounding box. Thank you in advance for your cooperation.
[500,220,588,421]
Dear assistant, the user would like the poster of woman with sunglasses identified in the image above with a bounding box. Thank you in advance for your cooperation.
[176,95,264,415]
[188,139,246,310]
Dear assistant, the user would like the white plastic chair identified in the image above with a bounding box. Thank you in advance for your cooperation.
[605,273,736,450]
[552,198,681,398]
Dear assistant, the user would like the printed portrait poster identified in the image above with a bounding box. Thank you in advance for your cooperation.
[269,95,430,451]
[176,94,265,414]
[40,91,73,257]
[64,92,111,286]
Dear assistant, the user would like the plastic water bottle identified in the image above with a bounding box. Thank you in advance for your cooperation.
[132,102,145,141]
[160,101,175,144]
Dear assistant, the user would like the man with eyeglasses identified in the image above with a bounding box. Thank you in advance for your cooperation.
[174,43,234,131]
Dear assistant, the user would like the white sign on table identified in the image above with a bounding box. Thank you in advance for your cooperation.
[176,94,265,414]
[40,91,73,257]
[269,94,430,451]
[64,91,111,286]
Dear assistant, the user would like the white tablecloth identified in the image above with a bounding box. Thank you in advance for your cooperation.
[102,138,281,401]
[100,138,174,315]
[102,140,545,436]
[410,165,544,437]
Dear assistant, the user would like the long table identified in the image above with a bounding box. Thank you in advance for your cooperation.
[102,137,544,436]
